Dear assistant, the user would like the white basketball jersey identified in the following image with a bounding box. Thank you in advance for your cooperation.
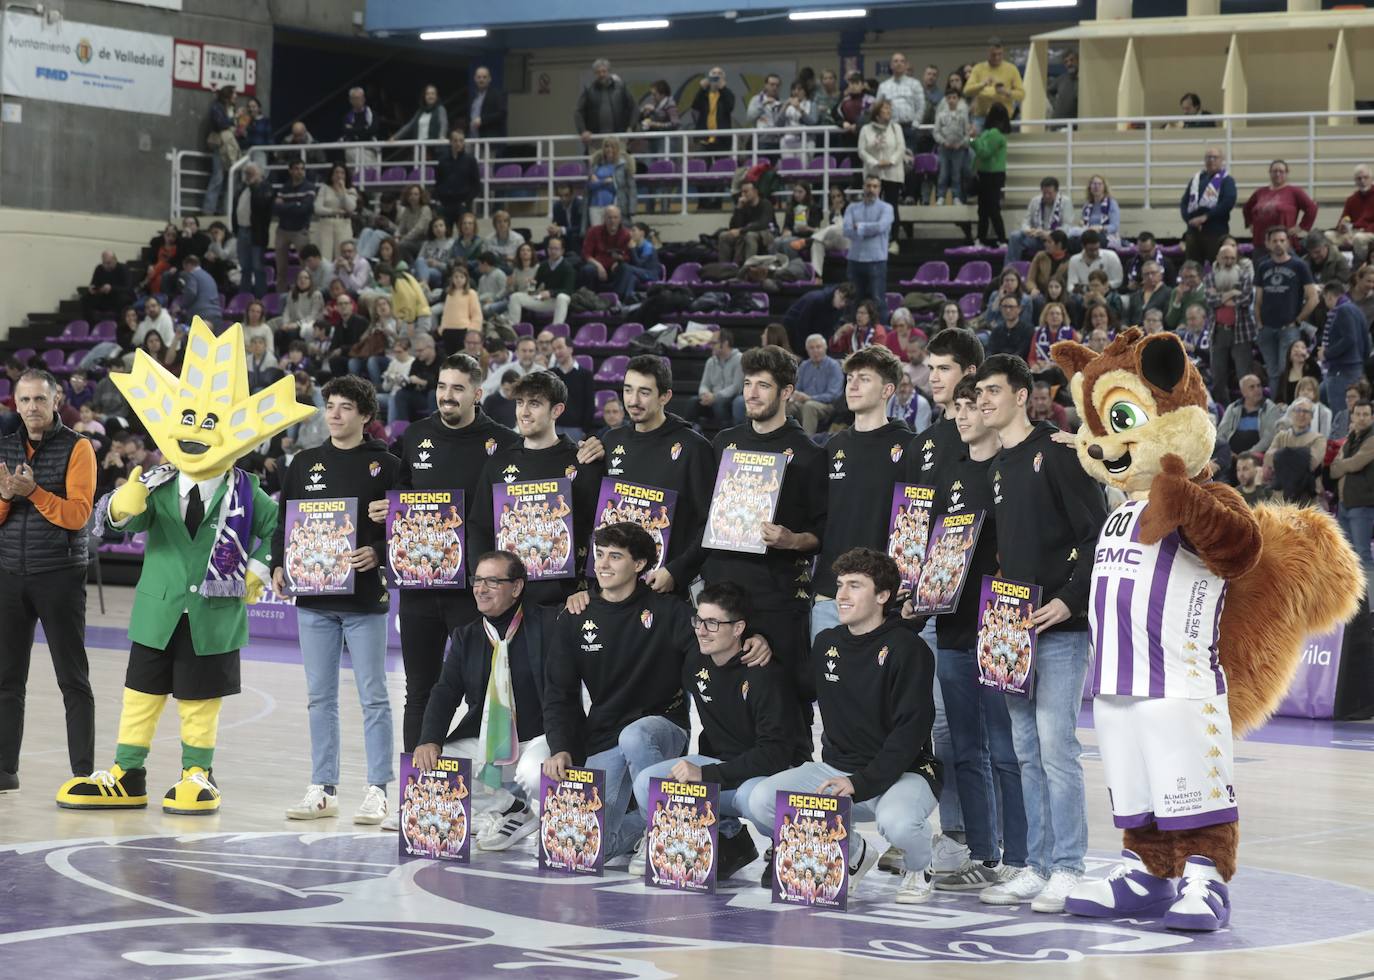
[1089,500,1228,700]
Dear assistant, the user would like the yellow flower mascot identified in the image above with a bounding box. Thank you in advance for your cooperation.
[57,318,314,814]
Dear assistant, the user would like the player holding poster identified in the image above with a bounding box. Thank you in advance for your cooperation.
[704,448,786,554]
[491,478,575,581]
[398,753,472,862]
[770,791,853,909]
[584,478,676,577]
[284,497,358,595]
[887,484,935,594]
[644,777,720,894]
[911,511,984,615]
[539,768,606,875]
[386,490,466,589]
[976,576,1042,697]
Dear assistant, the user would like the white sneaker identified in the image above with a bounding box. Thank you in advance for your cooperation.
[285,784,338,820]
[472,806,506,844]
[848,834,881,888]
[476,803,538,851]
[929,833,971,875]
[1030,868,1083,913]
[380,810,399,832]
[353,785,388,825]
[979,865,1049,906]
[895,870,934,904]
[628,835,648,876]
[878,846,906,874]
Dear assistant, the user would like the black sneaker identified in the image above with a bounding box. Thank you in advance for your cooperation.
[759,846,775,888]
[0,770,18,793]
[717,829,760,881]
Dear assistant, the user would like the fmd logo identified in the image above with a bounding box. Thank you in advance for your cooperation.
[36,66,69,80]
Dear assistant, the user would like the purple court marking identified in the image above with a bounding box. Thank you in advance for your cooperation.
[0,833,1372,975]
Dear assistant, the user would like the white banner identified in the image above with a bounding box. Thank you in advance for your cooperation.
[2,12,173,116]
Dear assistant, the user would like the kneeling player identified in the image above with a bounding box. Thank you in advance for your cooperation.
[751,547,941,904]
[630,581,808,880]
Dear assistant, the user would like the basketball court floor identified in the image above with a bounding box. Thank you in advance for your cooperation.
[2,585,1373,979]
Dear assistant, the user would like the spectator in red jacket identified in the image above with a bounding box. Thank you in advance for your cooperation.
[579,205,631,289]
[1327,163,1374,264]
[1242,159,1318,256]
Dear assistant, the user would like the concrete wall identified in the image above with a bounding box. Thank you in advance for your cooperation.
[0,207,152,337]
[0,0,274,220]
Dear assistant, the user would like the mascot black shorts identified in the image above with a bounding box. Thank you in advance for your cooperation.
[125,615,241,700]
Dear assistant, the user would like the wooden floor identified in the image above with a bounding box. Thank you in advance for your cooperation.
[2,585,1373,979]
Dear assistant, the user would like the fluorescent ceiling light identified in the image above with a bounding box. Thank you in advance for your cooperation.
[789,8,867,19]
[597,19,670,31]
[993,0,1077,9]
[419,28,489,40]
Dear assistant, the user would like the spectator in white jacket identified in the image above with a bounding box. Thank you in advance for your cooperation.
[379,336,416,396]
[858,98,908,210]
[1067,230,1124,293]
[133,296,175,348]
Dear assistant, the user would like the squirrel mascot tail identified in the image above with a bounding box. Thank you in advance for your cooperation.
[1221,503,1363,735]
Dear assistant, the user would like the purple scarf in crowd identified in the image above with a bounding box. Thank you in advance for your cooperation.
[1187,169,1227,214]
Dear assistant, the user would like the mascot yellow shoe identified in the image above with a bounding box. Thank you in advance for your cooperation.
[55,318,315,816]
[56,764,149,809]
[163,767,221,815]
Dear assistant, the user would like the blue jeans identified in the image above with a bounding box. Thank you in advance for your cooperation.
[750,761,938,872]
[585,715,688,859]
[391,386,437,422]
[297,607,395,789]
[1257,323,1300,391]
[925,621,962,837]
[1004,628,1091,876]
[414,257,445,289]
[364,355,388,386]
[357,228,387,260]
[936,147,967,202]
[847,259,888,305]
[1326,365,1363,411]
[1338,504,1374,587]
[1006,231,1045,263]
[204,152,226,215]
[938,646,1028,866]
[810,598,839,644]
[237,236,266,298]
[632,754,768,839]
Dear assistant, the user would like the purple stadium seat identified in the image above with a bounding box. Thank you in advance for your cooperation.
[40,349,64,370]
[776,157,805,177]
[955,261,994,287]
[1007,260,1030,279]
[265,265,277,288]
[46,320,89,345]
[555,161,587,179]
[0,379,8,401]
[686,158,708,176]
[594,388,618,419]
[53,350,85,375]
[263,293,283,317]
[641,159,680,182]
[490,163,524,185]
[913,153,938,176]
[226,293,253,317]
[958,293,983,319]
[704,157,737,182]
[574,354,594,373]
[741,293,770,316]
[886,292,904,317]
[604,323,644,349]
[524,161,550,182]
[512,322,534,338]
[910,261,949,287]
[594,355,629,383]
[573,322,607,348]
[91,320,117,341]
[545,323,571,341]
[381,166,407,182]
[669,261,701,284]
[13,348,36,364]
[388,419,409,439]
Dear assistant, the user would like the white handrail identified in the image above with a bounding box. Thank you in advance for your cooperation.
[174,107,1374,221]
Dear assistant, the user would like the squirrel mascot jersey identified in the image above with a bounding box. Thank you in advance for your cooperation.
[1049,328,1361,930]
[57,318,314,814]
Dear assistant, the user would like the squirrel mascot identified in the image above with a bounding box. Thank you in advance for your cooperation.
[57,318,314,814]
[1049,328,1361,930]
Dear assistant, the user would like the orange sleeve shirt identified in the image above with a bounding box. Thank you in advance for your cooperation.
[0,436,97,531]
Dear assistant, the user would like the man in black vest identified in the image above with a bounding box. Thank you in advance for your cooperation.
[0,370,98,792]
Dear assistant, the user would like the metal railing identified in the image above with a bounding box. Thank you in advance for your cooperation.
[168,108,1374,221]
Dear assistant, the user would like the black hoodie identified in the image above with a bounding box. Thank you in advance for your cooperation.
[990,421,1107,632]
[700,418,827,606]
[467,435,606,606]
[603,413,715,588]
[274,436,400,615]
[814,419,911,597]
[904,414,961,487]
[686,653,809,790]
[807,616,941,802]
[396,409,521,497]
[544,583,694,760]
